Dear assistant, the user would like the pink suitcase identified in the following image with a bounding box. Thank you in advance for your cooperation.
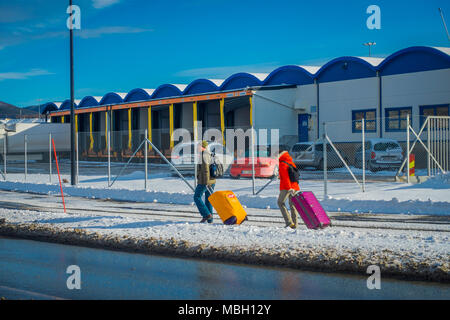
[291,191,331,229]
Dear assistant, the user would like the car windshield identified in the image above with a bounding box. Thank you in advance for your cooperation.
[292,144,311,152]
[315,144,332,152]
[373,142,401,151]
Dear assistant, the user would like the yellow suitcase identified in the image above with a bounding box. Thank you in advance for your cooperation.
[208,190,247,225]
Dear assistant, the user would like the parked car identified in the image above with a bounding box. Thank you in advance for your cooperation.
[171,141,233,175]
[230,147,279,179]
[290,141,348,170]
[354,138,404,172]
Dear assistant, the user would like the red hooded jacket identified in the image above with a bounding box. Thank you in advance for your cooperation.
[278,151,300,191]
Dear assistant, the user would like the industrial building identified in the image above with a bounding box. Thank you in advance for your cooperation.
[43,46,450,160]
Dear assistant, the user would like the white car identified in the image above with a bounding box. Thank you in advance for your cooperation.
[170,141,233,175]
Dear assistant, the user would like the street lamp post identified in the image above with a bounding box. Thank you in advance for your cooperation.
[363,42,376,57]
[69,0,76,186]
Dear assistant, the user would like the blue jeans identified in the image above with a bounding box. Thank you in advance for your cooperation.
[194,184,215,218]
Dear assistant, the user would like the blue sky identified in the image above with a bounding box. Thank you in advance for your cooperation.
[0,0,449,107]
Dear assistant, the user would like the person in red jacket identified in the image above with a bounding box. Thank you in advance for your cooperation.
[277,150,300,229]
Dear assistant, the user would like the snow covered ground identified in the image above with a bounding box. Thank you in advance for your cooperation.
[0,170,449,215]
[0,203,448,282]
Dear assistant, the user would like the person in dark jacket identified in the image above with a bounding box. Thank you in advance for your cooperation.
[277,151,300,229]
[194,140,216,223]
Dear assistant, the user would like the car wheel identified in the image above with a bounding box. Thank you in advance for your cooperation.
[367,161,377,173]
[317,159,324,170]
[231,174,240,179]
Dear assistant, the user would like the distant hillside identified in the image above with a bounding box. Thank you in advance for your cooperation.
[23,104,45,114]
[0,101,39,119]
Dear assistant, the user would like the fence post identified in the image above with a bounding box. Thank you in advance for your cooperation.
[3,134,7,179]
[76,132,79,185]
[406,114,410,184]
[107,125,111,187]
[362,118,365,192]
[49,133,52,183]
[251,126,256,195]
[194,138,197,189]
[144,129,148,191]
[323,122,327,199]
[427,119,431,177]
[24,134,27,182]
[446,118,449,172]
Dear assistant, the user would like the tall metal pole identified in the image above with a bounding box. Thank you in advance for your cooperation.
[362,118,365,192]
[3,134,6,178]
[427,118,430,177]
[406,114,410,183]
[76,131,79,184]
[69,0,76,186]
[438,8,450,41]
[323,122,327,198]
[251,127,256,195]
[49,133,52,183]
[24,135,27,182]
[107,111,111,187]
[144,129,148,191]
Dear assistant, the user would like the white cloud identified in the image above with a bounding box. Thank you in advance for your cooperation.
[0,69,54,81]
[175,62,280,78]
[78,26,152,38]
[92,0,121,9]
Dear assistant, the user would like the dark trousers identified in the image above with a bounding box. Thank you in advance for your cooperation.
[194,184,215,218]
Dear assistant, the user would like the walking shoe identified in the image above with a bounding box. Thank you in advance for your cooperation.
[200,216,208,223]
[207,214,213,224]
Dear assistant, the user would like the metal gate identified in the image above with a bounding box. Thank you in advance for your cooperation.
[396,115,449,181]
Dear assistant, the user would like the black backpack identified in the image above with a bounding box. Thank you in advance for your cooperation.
[281,161,300,183]
[209,153,224,178]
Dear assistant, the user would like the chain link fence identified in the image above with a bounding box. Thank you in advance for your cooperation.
[1,116,448,202]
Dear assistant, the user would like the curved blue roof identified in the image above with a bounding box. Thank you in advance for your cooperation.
[124,88,153,102]
[219,73,262,91]
[77,96,99,108]
[378,46,450,76]
[41,102,59,114]
[183,79,219,95]
[60,99,76,111]
[315,57,377,83]
[151,84,184,99]
[99,92,124,105]
[263,65,315,86]
[48,46,449,112]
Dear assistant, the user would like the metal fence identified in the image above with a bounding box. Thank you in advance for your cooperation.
[0,116,448,202]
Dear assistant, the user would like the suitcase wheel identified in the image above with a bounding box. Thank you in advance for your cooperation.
[224,216,237,225]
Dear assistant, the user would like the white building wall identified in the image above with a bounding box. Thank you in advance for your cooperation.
[294,84,318,141]
[319,77,379,142]
[253,88,297,145]
[382,68,450,141]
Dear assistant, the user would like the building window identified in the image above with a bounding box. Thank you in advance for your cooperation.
[420,105,449,126]
[385,107,412,132]
[352,109,376,133]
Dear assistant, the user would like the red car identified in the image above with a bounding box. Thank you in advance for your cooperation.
[230,150,279,179]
